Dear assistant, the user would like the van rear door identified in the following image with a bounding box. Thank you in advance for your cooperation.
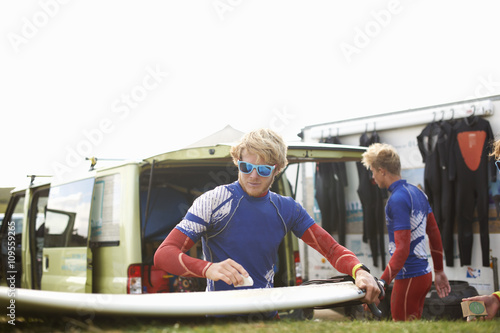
[0,191,26,288]
[41,178,95,292]
[0,182,50,290]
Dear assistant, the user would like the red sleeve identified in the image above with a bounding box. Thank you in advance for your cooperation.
[153,228,212,278]
[426,212,444,272]
[300,224,360,276]
[380,229,410,284]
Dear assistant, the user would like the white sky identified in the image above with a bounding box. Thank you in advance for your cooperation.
[1,0,500,188]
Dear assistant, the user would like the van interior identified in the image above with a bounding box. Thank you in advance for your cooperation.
[139,164,239,293]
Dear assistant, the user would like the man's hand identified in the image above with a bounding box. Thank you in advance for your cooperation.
[463,294,500,321]
[434,271,451,298]
[355,269,381,304]
[205,258,249,287]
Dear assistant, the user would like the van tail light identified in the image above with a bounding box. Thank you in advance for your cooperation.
[127,264,171,294]
[127,264,143,294]
[294,250,303,286]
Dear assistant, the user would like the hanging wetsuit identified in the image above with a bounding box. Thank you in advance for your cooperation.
[371,131,387,268]
[315,137,337,234]
[417,121,442,230]
[356,130,386,267]
[329,135,348,246]
[449,116,496,267]
[357,131,379,266]
[417,120,456,266]
[436,119,456,266]
[315,160,335,233]
[357,132,372,245]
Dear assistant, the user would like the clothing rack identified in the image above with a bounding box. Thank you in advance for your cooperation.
[305,97,496,141]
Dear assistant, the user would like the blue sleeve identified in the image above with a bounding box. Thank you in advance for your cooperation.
[387,193,411,231]
[289,200,316,238]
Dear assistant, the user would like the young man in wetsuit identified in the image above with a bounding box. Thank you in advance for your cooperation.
[361,143,451,321]
[154,128,381,319]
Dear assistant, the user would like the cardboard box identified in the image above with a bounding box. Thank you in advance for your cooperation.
[461,301,487,318]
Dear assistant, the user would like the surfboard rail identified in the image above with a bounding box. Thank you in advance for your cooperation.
[1,281,365,317]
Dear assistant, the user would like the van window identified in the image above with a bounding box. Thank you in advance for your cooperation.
[90,174,121,246]
[44,178,94,248]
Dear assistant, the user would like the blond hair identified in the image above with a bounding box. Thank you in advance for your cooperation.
[490,139,500,160]
[361,143,401,176]
[230,128,288,174]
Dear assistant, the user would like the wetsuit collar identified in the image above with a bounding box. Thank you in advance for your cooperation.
[464,115,478,126]
[235,181,270,199]
[388,179,407,193]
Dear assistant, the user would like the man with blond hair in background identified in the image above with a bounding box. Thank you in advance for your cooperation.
[361,143,450,321]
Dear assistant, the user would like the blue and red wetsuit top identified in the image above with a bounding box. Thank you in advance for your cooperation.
[385,179,433,280]
[175,181,315,292]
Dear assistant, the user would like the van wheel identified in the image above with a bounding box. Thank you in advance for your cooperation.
[423,280,478,320]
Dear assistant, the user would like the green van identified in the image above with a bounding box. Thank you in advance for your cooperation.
[0,142,364,311]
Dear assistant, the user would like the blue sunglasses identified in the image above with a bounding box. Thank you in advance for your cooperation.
[496,160,500,173]
[237,161,276,177]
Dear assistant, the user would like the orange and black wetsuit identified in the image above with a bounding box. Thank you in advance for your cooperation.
[449,116,496,267]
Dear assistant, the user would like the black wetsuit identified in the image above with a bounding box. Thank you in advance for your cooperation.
[315,160,335,233]
[436,120,457,266]
[417,121,442,227]
[417,120,456,266]
[329,135,348,246]
[449,116,496,267]
[357,132,372,245]
[356,131,386,267]
[314,136,348,245]
[371,132,388,268]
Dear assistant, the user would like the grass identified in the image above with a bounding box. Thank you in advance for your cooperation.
[3,311,499,333]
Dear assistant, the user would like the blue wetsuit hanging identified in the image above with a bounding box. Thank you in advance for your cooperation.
[449,115,496,267]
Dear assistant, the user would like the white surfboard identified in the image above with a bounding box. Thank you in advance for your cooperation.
[1,281,365,317]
